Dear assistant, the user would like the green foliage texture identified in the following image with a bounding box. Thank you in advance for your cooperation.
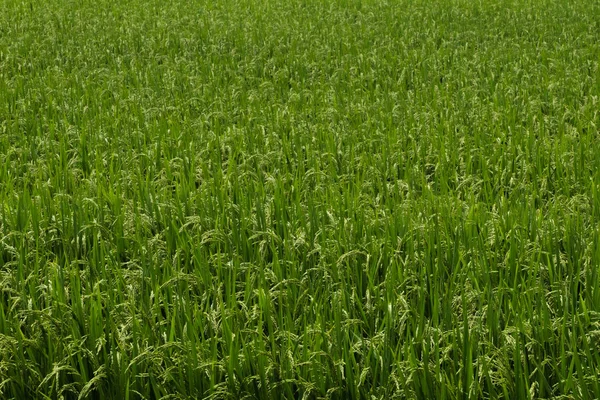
[1,0,600,398]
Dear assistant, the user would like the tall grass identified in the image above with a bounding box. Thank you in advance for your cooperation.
[1,0,600,398]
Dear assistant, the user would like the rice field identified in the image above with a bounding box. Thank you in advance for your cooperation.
[1,0,600,398]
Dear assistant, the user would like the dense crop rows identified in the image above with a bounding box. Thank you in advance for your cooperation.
[1,0,600,398]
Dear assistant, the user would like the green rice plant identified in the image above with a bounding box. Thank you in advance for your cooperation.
[1,0,600,398]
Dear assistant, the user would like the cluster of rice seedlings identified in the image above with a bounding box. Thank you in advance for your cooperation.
[1,0,600,398]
